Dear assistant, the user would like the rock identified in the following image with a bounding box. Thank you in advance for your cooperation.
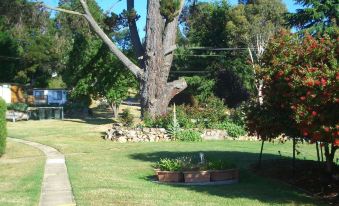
[117,136,127,143]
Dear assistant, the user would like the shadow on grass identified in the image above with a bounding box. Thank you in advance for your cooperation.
[130,151,322,205]
[63,118,113,125]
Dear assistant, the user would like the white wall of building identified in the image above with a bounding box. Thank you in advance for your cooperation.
[0,84,11,103]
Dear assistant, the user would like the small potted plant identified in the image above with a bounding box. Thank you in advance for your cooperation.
[154,158,184,182]
[207,159,238,182]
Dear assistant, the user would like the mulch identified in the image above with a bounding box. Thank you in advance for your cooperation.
[251,159,339,205]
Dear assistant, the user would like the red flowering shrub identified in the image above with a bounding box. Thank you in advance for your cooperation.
[246,30,338,172]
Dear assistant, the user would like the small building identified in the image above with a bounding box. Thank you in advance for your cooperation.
[0,83,25,104]
[33,88,68,105]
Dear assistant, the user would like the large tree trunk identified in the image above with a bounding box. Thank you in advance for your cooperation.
[42,0,187,118]
[140,0,186,117]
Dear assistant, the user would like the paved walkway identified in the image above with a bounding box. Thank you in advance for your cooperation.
[9,138,75,206]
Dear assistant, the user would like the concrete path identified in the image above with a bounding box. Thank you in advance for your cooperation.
[9,138,75,206]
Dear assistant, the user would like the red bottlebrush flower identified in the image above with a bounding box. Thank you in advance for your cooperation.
[334,139,339,146]
[277,70,284,77]
[314,80,321,86]
[300,96,306,101]
[306,81,314,86]
[324,127,330,132]
[303,131,308,136]
[321,78,327,86]
[308,67,318,72]
[312,111,317,116]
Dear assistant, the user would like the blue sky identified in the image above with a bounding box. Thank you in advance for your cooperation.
[43,0,303,36]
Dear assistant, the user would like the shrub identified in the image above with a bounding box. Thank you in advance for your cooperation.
[247,30,338,173]
[154,157,190,171]
[0,98,7,156]
[217,121,246,138]
[143,112,172,129]
[176,130,202,142]
[155,155,236,171]
[7,102,28,112]
[229,104,247,127]
[206,159,236,170]
[120,109,134,127]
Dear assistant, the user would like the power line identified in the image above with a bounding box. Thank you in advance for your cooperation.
[170,71,211,74]
[174,54,228,57]
[185,47,254,51]
[0,55,21,60]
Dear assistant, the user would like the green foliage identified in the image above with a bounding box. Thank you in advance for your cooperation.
[7,103,28,112]
[184,76,215,104]
[0,98,7,156]
[143,113,172,129]
[167,104,181,137]
[216,121,246,138]
[286,0,338,35]
[155,155,236,171]
[120,109,134,127]
[176,130,202,142]
[155,157,186,171]
[160,0,181,22]
[247,30,339,146]
[59,0,138,118]
[145,96,229,130]
[229,104,247,127]
[206,159,236,170]
[48,76,67,89]
[0,0,67,87]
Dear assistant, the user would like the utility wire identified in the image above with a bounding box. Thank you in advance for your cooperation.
[174,54,228,57]
[0,55,22,60]
[185,47,255,51]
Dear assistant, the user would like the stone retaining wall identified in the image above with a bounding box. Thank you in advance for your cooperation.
[104,123,259,143]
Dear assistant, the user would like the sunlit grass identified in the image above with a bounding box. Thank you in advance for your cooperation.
[7,119,330,206]
[0,141,45,206]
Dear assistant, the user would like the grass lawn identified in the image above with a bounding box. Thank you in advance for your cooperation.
[0,140,45,206]
[6,119,332,206]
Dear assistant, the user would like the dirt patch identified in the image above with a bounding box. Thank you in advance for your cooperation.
[252,159,338,205]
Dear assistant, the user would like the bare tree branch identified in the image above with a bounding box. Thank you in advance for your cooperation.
[77,0,144,79]
[40,0,144,79]
[40,3,84,16]
[127,0,145,68]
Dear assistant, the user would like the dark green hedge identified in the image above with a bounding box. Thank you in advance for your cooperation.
[0,98,7,156]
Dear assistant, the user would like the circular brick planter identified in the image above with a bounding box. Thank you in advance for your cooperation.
[155,169,239,184]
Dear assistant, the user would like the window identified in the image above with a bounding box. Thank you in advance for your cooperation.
[34,91,44,100]
[53,91,62,100]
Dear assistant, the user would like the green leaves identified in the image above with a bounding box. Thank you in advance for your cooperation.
[248,30,339,144]
[286,0,338,35]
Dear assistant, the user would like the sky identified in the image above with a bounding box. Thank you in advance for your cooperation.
[43,0,304,37]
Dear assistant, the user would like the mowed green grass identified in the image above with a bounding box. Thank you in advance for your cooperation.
[7,119,329,206]
[0,140,45,206]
